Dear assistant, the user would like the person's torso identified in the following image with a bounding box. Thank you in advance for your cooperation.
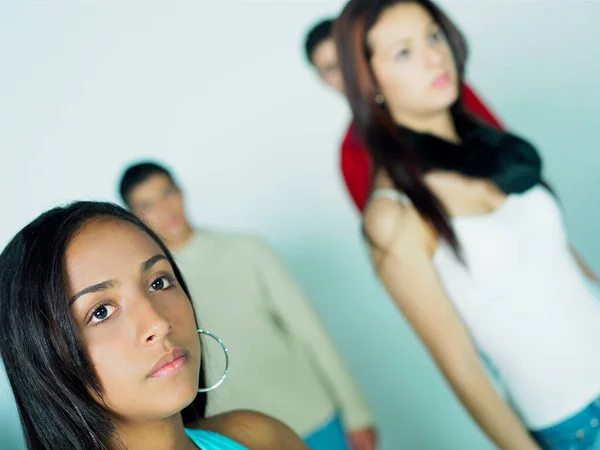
[373,185,600,429]
[184,428,247,450]
[174,232,336,435]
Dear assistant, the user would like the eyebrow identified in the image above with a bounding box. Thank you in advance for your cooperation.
[69,254,168,306]
[385,37,411,51]
[69,280,118,306]
[140,254,168,273]
[383,21,440,51]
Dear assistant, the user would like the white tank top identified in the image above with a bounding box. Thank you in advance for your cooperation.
[372,185,600,429]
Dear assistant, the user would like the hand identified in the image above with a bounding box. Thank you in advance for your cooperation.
[347,427,377,450]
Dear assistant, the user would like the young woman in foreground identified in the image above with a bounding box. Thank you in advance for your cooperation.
[0,201,308,450]
[335,0,600,449]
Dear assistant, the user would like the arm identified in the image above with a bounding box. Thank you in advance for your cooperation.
[363,198,540,450]
[249,237,374,433]
[570,245,599,282]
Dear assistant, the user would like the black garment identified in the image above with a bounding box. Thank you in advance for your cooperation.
[401,111,543,194]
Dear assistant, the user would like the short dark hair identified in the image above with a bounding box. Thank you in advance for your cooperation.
[119,161,176,207]
[304,18,334,64]
[0,201,207,449]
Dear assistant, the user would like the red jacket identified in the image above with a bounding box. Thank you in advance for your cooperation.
[340,83,504,212]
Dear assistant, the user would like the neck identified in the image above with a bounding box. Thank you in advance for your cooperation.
[393,109,460,143]
[109,414,197,450]
[165,224,194,252]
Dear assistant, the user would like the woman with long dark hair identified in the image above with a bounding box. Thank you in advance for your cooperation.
[0,201,308,450]
[335,1,600,449]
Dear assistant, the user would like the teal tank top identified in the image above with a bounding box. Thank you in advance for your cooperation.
[184,428,248,449]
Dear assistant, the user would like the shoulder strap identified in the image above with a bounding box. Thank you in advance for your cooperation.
[370,189,411,204]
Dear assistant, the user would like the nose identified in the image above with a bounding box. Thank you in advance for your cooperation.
[425,44,445,67]
[137,298,172,347]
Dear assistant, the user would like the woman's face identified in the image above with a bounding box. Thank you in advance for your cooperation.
[64,218,201,421]
[368,2,459,125]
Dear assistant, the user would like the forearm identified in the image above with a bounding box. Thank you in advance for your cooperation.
[444,360,540,450]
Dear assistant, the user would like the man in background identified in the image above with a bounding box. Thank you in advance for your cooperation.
[118,161,377,450]
[304,17,504,212]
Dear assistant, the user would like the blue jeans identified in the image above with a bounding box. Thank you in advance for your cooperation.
[531,397,600,450]
[303,412,349,450]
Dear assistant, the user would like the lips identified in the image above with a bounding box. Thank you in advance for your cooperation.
[432,73,450,88]
[148,348,189,378]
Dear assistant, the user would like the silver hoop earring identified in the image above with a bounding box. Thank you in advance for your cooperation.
[197,329,229,393]
[375,94,385,105]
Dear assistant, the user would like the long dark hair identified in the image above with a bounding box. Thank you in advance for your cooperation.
[0,201,208,450]
[335,0,470,256]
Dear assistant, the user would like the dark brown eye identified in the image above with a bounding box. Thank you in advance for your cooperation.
[429,30,445,43]
[89,304,116,325]
[149,276,174,292]
[94,306,109,320]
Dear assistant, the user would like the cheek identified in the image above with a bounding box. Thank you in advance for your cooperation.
[175,202,186,217]
[444,46,458,74]
[163,200,182,219]
[375,63,400,95]
[173,299,201,361]
[85,331,141,403]
[434,41,458,78]
[176,299,199,340]
[378,64,424,106]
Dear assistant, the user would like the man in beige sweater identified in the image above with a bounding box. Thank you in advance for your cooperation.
[117,161,376,450]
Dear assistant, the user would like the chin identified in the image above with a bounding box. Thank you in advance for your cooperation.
[156,363,200,399]
[170,227,190,242]
[423,95,457,116]
[438,85,459,107]
[156,382,200,418]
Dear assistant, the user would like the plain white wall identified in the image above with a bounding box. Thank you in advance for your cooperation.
[1,1,598,448]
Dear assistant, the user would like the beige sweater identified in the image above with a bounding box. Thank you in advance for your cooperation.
[173,230,372,436]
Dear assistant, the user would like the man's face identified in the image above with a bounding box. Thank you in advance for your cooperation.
[312,36,345,95]
[127,174,188,244]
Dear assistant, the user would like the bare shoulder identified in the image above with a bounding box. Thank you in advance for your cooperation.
[363,194,436,267]
[363,194,411,248]
[193,410,308,450]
